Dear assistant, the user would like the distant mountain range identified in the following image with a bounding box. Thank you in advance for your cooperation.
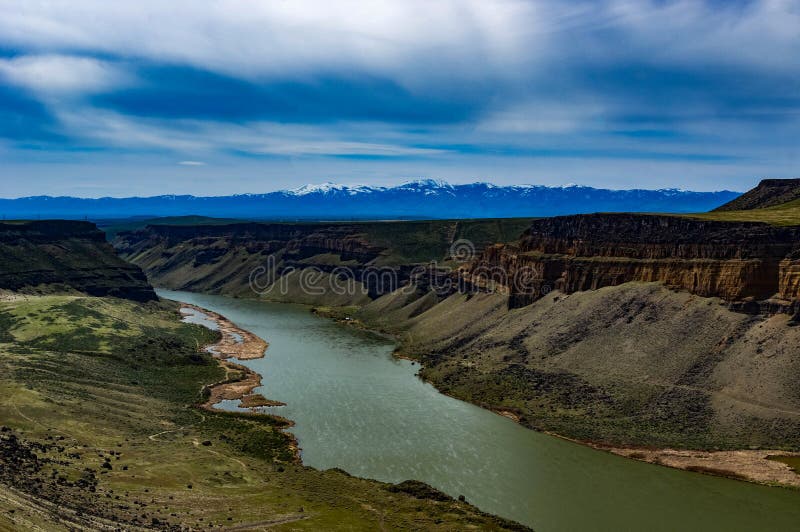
[0,180,740,220]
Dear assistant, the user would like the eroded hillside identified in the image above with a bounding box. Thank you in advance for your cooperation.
[462,213,800,311]
[115,208,800,472]
[113,218,533,304]
[0,220,156,301]
[355,283,800,451]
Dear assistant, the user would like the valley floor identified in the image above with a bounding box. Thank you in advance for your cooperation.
[0,294,526,531]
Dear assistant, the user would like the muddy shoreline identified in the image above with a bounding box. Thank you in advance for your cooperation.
[179,303,300,458]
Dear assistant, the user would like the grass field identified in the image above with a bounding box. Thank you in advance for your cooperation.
[0,295,526,530]
[358,218,536,265]
[100,216,244,240]
[686,198,800,226]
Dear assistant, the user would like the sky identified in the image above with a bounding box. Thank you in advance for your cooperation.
[0,0,798,197]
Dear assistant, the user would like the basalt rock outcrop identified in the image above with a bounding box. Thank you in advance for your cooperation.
[462,214,800,311]
[114,222,404,299]
[113,219,533,301]
[0,220,156,301]
[135,223,387,264]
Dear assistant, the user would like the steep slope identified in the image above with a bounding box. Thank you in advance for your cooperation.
[0,220,156,301]
[713,178,800,211]
[461,213,800,309]
[113,218,533,303]
[354,283,800,452]
[115,211,800,470]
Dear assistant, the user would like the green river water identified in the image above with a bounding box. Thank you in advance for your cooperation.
[159,289,800,532]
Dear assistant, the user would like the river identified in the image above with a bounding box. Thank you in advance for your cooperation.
[159,289,800,531]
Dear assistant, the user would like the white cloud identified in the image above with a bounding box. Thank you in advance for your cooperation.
[0,0,796,85]
[476,101,608,134]
[51,107,448,158]
[251,140,445,157]
[0,54,130,94]
[0,0,543,86]
[178,160,206,166]
[600,0,800,72]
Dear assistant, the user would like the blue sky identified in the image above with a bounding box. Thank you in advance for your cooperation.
[0,0,798,197]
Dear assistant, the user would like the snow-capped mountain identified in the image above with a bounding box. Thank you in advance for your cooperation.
[0,180,740,220]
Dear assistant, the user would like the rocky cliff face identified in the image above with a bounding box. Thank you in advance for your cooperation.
[117,215,800,314]
[0,221,156,301]
[780,257,800,301]
[114,222,400,300]
[462,214,800,310]
[113,219,533,301]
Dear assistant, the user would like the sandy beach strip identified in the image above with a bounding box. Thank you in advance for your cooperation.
[179,304,288,412]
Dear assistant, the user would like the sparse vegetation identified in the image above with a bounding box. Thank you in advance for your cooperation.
[686,198,800,226]
[354,284,800,452]
[0,294,527,530]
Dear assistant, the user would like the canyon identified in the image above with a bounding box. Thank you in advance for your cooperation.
[462,213,800,311]
[0,220,527,531]
[113,188,800,458]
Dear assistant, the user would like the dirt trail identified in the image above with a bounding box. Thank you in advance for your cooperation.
[192,438,249,471]
[0,482,150,532]
[221,514,309,530]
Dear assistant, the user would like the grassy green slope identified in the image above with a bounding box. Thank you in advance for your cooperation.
[0,295,526,531]
[687,197,800,226]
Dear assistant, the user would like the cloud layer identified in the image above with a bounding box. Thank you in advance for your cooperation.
[0,0,798,196]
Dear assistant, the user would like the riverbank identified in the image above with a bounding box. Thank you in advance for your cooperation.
[312,303,800,490]
[179,304,296,449]
[157,289,800,530]
[1,293,531,530]
[602,446,800,488]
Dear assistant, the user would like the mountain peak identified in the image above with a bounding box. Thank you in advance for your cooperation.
[288,182,378,196]
[399,178,452,189]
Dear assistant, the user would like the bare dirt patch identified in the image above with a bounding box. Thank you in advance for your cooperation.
[605,447,800,488]
[180,304,300,458]
[180,304,274,411]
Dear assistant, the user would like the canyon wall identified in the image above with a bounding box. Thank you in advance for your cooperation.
[113,219,531,302]
[113,215,800,450]
[116,215,800,314]
[0,221,156,301]
[461,214,800,310]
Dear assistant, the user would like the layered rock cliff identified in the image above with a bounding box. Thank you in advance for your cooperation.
[113,219,533,303]
[461,214,800,310]
[0,220,156,301]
